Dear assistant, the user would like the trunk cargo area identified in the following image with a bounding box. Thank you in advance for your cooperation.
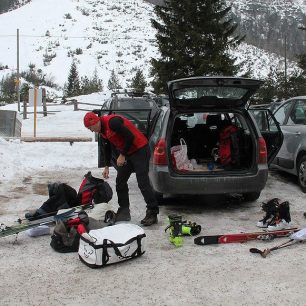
[169,112,255,173]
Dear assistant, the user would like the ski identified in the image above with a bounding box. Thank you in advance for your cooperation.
[0,207,82,239]
[194,228,299,245]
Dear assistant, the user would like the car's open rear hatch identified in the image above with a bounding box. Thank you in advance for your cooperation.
[167,77,263,110]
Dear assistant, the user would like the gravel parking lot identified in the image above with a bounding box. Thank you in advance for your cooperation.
[0,168,305,306]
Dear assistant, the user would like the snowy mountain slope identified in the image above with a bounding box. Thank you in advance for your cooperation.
[229,0,306,59]
[0,0,302,92]
[0,0,158,89]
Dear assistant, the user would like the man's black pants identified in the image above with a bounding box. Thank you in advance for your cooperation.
[116,145,159,213]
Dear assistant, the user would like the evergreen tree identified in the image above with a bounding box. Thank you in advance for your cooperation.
[65,61,80,97]
[0,0,18,14]
[256,67,279,103]
[90,67,103,92]
[130,69,147,93]
[80,69,103,95]
[151,0,244,93]
[256,66,306,103]
[20,83,30,103]
[80,76,90,95]
[0,73,17,103]
[297,53,306,75]
[107,69,121,92]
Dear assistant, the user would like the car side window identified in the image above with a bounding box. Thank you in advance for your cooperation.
[150,110,164,144]
[287,99,306,125]
[273,101,292,125]
[101,99,111,110]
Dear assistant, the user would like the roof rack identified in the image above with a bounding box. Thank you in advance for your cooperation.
[111,91,154,98]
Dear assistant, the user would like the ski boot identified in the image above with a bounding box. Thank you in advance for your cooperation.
[256,198,280,228]
[165,215,202,247]
[267,201,291,231]
[104,210,117,226]
[181,221,201,236]
[165,214,184,247]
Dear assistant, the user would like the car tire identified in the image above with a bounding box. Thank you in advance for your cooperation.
[297,156,306,193]
[243,192,261,202]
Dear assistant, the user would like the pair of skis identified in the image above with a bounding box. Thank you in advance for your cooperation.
[0,204,93,239]
[194,228,299,245]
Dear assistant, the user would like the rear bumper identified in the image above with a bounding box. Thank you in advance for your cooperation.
[149,165,268,195]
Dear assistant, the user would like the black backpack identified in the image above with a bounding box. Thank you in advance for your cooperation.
[50,220,80,253]
[77,171,113,205]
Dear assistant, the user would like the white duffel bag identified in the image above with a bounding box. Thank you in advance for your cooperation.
[78,223,146,268]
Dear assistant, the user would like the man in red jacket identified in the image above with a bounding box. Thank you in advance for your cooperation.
[83,111,158,226]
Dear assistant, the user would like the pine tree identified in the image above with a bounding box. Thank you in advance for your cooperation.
[80,76,90,95]
[151,0,244,93]
[0,73,17,102]
[107,69,121,92]
[65,61,80,97]
[90,67,103,92]
[256,68,279,103]
[130,69,147,93]
[0,0,18,14]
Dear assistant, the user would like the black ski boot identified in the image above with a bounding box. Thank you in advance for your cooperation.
[25,208,47,221]
[115,207,131,222]
[141,209,158,226]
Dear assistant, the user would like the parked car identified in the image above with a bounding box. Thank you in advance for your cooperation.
[96,77,283,203]
[268,96,306,192]
[249,101,282,113]
[153,95,169,107]
[148,77,283,203]
[100,91,159,136]
[97,91,160,167]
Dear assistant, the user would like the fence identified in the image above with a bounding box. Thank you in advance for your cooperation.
[73,100,103,111]
[0,110,22,137]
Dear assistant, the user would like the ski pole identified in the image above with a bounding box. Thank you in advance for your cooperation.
[249,239,297,258]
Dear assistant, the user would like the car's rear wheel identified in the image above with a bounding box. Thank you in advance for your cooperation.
[243,192,261,202]
[297,156,306,193]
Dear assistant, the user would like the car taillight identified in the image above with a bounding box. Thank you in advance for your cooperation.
[258,137,267,164]
[153,138,167,165]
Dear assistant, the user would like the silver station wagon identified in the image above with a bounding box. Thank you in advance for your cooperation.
[148,77,283,203]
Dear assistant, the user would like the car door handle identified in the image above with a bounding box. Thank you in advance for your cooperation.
[295,132,301,136]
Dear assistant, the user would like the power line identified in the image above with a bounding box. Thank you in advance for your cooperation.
[0,34,305,48]
[0,34,156,41]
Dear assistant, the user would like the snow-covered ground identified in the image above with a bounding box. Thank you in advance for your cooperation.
[0,92,108,181]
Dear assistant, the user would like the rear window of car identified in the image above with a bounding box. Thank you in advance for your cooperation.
[173,86,248,100]
[117,98,154,109]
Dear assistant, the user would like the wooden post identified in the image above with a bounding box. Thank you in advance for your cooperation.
[42,88,47,117]
[17,29,20,112]
[74,100,78,111]
[34,87,37,137]
[23,100,27,119]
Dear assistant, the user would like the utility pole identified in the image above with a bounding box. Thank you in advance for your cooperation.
[284,35,288,99]
[17,28,20,112]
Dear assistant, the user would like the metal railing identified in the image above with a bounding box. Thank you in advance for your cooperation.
[0,110,22,137]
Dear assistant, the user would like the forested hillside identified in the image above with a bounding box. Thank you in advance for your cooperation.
[230,0,306,60]
[146,0,306,60]
[0,0,31,14]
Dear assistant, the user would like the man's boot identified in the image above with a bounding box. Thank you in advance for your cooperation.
[115,207,131,222]
[25,208,47,221]
[141,209,158,226]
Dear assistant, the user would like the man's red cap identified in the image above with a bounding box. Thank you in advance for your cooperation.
[83,112,100,128]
